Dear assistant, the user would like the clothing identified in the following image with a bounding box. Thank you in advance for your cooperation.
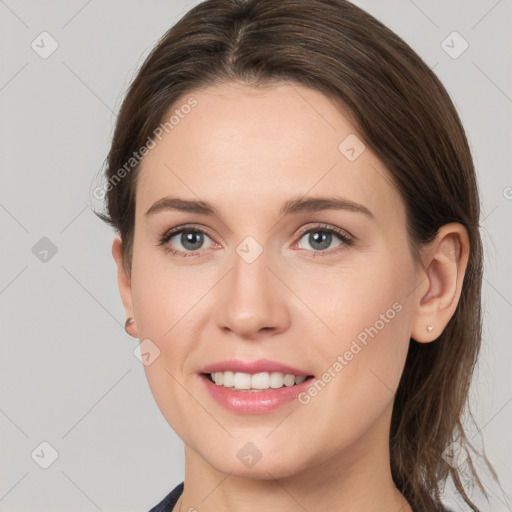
[148,482,183,512]
[147,482,455,511]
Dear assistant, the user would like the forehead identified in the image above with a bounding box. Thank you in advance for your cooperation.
[136,82,404,225]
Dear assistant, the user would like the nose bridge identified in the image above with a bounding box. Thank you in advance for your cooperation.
[215,235,288,337]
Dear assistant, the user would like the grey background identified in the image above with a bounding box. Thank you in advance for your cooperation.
[0,1,510,511]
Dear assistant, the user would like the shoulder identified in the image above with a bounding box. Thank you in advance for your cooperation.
[147,482,184,512]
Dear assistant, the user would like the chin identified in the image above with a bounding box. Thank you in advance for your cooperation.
[195,442,311,480]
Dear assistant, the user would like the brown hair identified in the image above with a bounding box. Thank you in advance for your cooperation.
[95,0,500,509]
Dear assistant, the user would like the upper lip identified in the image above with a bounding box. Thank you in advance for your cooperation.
[199,358,313,377]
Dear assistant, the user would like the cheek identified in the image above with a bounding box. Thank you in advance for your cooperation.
[297,252,415,428]
[130,239,201,344]
[129,242,213,439]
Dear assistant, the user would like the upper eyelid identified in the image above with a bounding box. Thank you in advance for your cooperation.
[161,223,353,249]
[295,223,352,240]
[162,223,217,242]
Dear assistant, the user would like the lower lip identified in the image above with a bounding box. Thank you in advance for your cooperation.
[199,374,315,414]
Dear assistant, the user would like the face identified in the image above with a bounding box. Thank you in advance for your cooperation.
[124,81,421,479]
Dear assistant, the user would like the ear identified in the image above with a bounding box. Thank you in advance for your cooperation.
[410,223,470,343]
[112,236,138,338]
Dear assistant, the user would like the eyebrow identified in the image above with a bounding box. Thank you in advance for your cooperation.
[145,195,374,219]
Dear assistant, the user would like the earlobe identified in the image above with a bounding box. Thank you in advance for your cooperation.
[411,223,469,343]
[112,237,138,338]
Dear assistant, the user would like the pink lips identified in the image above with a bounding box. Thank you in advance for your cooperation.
[199,358,311,377]
[198,358,315,414]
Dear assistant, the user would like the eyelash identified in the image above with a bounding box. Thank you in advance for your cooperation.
[157,223,354,258]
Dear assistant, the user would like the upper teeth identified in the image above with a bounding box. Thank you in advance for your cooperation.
[210,371,307,390]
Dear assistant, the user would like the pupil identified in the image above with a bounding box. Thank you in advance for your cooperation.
[182,231,203,250]
[310,231,330,250]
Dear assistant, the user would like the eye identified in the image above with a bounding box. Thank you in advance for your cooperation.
[294,223,353,255]
[158,223,354,258]
[158,226,217,257]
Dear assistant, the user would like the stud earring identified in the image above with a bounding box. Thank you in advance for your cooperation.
[426,325,434,333]
[125,317,137,337]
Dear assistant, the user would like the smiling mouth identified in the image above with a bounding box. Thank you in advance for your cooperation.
[201,371,315,391]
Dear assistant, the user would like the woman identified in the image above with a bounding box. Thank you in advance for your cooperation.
[96,0,500,510]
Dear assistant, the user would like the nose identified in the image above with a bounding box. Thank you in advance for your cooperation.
[214,244,290,340]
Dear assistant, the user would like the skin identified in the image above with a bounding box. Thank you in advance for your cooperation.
[112,82,469,512]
